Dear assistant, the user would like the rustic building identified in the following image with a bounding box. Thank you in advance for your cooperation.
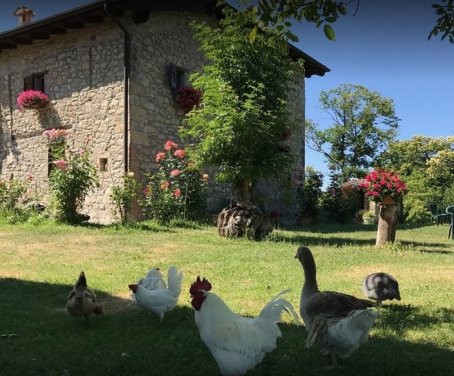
[0,0,329,224]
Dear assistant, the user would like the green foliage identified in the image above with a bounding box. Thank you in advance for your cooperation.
[46,134,98,224]
[142,140,207,223]
[232,0,350,42]
[307,84,399,181]
[320,173,362,223]
[111,173,140,224]
[378,136,454,223]
[297,167,323,220]
[0,177,26,211]
[181,19,297,200]
[429,0,454,43]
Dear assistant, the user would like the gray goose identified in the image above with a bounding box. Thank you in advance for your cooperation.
[295,246,378,368]
[362,272,401,305]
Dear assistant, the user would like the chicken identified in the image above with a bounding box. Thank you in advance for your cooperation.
[295,246,378,368]
[190,276,299,376]
[362,272,401,305]
[66,271,103,319]
[130,267,166,302]
[129,266,183,321]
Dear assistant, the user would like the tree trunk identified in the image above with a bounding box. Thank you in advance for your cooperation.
[217,200,273,240]
[375,203,399,246]
[233,178,251,202]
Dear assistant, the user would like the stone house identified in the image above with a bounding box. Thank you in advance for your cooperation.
[0,0,329,224]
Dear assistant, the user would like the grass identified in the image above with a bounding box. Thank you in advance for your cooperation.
[0,219,453,375]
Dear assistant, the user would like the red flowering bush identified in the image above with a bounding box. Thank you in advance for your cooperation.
[359,169,408,203]
[175,86,202,112]
[17,90,49,111]
[142,139,206,222]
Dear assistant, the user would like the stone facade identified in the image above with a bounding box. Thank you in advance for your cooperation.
[0,8,309,224]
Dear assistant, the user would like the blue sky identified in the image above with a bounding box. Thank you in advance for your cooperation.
[1,1,452,179]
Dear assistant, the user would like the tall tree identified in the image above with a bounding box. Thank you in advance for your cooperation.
[180,16,299,201]
[306,84,399,182]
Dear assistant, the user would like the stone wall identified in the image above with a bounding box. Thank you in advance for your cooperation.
[0,22,125,224]
[0,10,307,224]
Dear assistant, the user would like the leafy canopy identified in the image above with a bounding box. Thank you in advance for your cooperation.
[306,83,399,181]
[180,16,299,198]
[231,0,454,43]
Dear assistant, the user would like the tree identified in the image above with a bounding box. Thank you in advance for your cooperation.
[429,0,454,43]
[232,0,349,42]
[306,84,399,182]
[232,0,454,43]
[378,136,454,223]
[180,18,298,202]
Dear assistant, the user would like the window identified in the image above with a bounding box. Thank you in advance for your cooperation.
[99,158,108,172]
[168,64,186,91]
[24,73,45,92]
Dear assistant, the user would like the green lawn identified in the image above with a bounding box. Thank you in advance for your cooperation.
[0,220,453,376]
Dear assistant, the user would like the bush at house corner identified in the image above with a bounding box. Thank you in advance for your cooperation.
[17,90,49,111]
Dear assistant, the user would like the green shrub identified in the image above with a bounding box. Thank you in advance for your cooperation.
[0,177,26,211]
[111,173,139,224]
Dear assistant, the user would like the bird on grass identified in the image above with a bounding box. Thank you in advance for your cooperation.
[129,266,183,322]
[190,276,299,376]
[362,272,401,305]
[295,246,378,368]
[66,271,103,320]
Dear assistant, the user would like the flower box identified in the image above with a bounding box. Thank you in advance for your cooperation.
[175,86,202,112]
[17,90,50,111]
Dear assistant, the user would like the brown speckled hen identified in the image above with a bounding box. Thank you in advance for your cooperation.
[66,271,103,319]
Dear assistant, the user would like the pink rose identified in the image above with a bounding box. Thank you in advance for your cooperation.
[155,152,166,162]
[164,140,178,151]
[170,169,181,177]
[53,159,68,171]
[173,188,182,198]
[174,149,186,159]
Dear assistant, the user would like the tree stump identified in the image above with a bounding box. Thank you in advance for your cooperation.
[217,200,273,240]
[375,203,399,246]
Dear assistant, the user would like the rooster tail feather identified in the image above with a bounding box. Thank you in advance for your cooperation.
[167,266,183,297]
[259,289,299,324]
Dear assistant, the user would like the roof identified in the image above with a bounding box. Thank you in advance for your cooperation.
[0,0,329,78]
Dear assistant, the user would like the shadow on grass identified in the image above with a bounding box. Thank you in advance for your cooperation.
[0,278,452,376]
[268,225,453,252]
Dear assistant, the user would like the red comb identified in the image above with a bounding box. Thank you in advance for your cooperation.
[189,276,212,295]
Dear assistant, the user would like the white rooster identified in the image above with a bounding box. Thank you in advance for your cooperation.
[129,266,183,321]
[190,276,300,376]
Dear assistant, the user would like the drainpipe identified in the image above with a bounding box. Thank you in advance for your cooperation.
[104,2,130,174]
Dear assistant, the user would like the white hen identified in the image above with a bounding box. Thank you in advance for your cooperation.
[129,266,183,321]
[190,276,299,376]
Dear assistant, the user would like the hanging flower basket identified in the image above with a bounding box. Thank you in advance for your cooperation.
[175,86,202,112]
[17,90,50,111]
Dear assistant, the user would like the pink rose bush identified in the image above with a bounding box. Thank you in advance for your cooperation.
[44,129,97,223]
[359,169,408,203]
[142,139,207,222]
[17,90,49,111]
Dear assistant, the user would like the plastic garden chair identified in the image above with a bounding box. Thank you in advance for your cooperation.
[428,202,450,225]
[447,206,454,240]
